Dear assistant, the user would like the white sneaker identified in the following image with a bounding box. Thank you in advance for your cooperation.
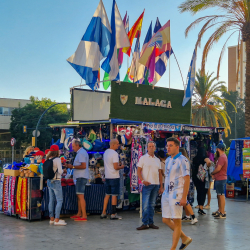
[204,205,210,210]
[191,218,198,225]
[49,220,54,225]
[54,220,67,226]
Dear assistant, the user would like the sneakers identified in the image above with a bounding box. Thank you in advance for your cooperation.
[212,210,219,216]
[214,212,226,219]
[203,205,210,210]
[54,220,67,226]
[182,216,191,222]
[195,205,199,209]
[110,214,122,220]
[191,218,198,225]
[49,220,54,225]
[198,209,206,215]
[179,237,192,250]
[100,214,107,219]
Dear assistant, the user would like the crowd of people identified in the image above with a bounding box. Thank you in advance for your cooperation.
[22,137,228,250]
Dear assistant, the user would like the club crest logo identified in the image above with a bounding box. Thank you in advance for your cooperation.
[120,95,128,105]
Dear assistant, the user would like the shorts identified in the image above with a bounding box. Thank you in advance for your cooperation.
[105,178,120,196]
[161,194,183,219]
[215,180,227,196]
[75,178,88,194]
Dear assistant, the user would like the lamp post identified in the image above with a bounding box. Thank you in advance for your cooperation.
[35,103,70,147]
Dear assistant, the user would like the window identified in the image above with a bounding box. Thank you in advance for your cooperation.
[0,107,15,116]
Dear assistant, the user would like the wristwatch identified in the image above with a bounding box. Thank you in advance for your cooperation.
[73,166,75,169]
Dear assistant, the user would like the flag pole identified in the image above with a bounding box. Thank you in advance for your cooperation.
[172,51,185,88]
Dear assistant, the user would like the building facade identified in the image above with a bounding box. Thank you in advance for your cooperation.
[228,43,246,99]
[0,98,31,161]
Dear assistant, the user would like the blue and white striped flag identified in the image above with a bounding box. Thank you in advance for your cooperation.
[101,0,130,81]
[182,49,197,106]
[67,0,111,90]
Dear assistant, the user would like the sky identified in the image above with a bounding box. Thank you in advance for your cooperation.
[0,0,239,103]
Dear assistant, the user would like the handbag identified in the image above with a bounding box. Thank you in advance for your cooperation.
[197,164,206,182]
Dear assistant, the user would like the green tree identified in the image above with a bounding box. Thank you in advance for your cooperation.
[222,91,245,146]
[179,0,250,136]
[10,97,70,150]
[192,70,235,136]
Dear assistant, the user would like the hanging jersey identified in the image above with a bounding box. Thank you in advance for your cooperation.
[163,153,190,199]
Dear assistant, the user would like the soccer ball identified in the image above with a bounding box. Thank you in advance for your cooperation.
[89,157,97,166]
[119,153,126,161]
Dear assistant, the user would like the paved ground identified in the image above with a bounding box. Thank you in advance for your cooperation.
[0,191,249,250]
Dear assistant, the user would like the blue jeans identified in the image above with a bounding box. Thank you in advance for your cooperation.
[47,180,63,219]
[142,185,159,225]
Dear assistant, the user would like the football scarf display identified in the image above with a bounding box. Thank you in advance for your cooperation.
[20,178,28,219]
[3,176,9,215]
[11,177,17,215]
[130,138,143,193]
[16,177,22,214]
[0,174,4,212]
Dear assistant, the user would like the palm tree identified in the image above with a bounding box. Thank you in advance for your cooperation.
[179,0,250,136]
[192,70,235,136]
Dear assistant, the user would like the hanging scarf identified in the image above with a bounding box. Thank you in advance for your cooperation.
[0,174,4,212]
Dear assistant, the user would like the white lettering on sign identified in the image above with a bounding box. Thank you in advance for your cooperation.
[134,97,172,109]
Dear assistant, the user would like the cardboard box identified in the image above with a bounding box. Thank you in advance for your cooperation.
[243,155,250,163]
[243,148,250,154]
[226,183,234,191]
[226,190,235,198]
[4,169,20,177]
[243,163,250,170]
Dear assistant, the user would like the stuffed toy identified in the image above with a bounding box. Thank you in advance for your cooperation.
[82,138,93,151]
[89,157,97,166]
[125,127,132,140]
[88,129,97,143]
[119,153,126,161]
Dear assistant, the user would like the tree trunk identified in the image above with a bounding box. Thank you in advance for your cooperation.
[245,39,250,137]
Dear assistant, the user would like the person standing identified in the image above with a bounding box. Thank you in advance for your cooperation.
[192,147,208,215]
[66,140,89,222]
[162,137,192,250]
[137,141,163,230]
[46,145,66,226]
[211,143,228,219]
[101,139,124,220]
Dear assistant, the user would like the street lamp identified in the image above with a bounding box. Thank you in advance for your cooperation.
[35,102,70,147]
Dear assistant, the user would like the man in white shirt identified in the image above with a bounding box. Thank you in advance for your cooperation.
[162,137,192,250]
[137,141,163,230]
[101,139,124,220]
[66,140,89,222]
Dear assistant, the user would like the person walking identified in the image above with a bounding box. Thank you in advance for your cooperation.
[46,145,66,226]
[192,147,208,215]
[137,141,163,230]
[101,139,124,220]
[162,137,192,250]
[66,140,89,222]
[211,143,228,219]
[179,148,198,225]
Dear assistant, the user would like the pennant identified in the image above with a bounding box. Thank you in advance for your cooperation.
[67,0,111,90]
[182,49,197,106]
[101,0,130,80]
[122,11,144,56]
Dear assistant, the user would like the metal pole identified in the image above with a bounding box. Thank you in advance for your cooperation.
[35,103,70,147]
[12,146,14,165]
[235,111,237,139]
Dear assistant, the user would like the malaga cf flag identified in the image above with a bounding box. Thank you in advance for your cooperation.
[182,49,197,106]
[101,0,130,80]
[67,0,111,90]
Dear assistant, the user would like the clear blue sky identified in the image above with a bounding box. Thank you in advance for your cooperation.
[0,0,238,102]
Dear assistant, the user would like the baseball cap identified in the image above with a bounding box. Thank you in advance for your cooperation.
[45,149,50,155]
[49,145,59,152]
[217,143,226,150]
[34,150,45,156]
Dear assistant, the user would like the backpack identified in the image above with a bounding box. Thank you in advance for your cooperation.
[43,157,57,180]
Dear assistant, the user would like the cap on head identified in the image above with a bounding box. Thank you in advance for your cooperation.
[216,143,226,151]
[49,145,59,152]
